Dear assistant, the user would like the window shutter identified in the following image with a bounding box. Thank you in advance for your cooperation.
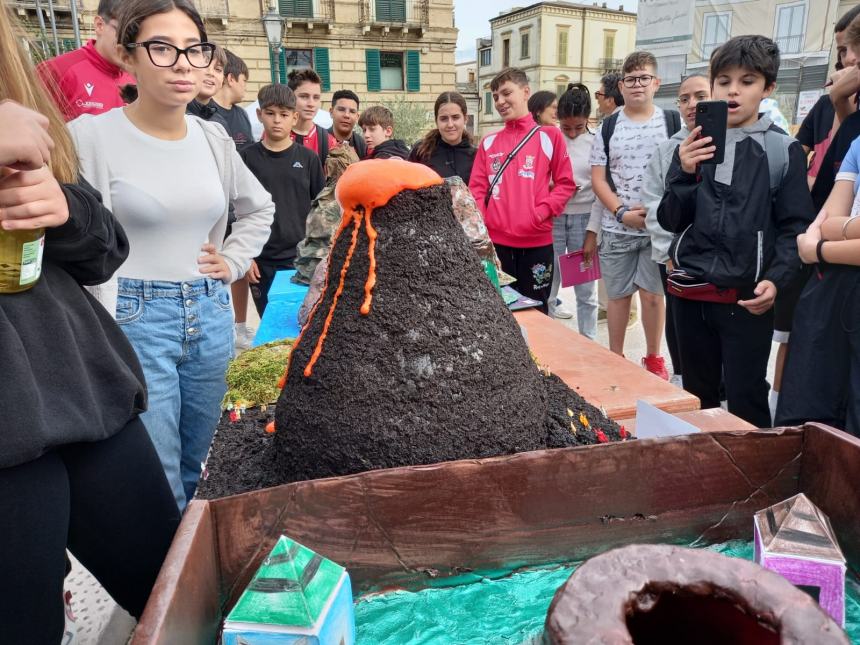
[366,49,381,92]
[376,0,406,21]
[270,49,287,84]
[406,50,420,92]
[279,0,311,18]
[314,48,331,91]
[484,91,492,115]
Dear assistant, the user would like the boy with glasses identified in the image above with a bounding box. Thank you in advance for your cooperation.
[594,72,624,118]
[586,51,679,379]
[37,0,135,121]
[329,89,367,158]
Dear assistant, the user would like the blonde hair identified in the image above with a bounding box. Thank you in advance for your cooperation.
[0,5,78,183]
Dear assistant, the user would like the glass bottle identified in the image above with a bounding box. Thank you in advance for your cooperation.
[0,228,45,293]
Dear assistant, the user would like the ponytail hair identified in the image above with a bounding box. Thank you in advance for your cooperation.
[558,82,591,120]
[414,91,472,162]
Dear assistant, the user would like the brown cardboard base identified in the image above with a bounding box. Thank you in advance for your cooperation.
[134,424,860,644]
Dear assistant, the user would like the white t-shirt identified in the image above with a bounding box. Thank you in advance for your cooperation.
[91,109,227,281]
[590,106,669,236]
[564,131,595,215]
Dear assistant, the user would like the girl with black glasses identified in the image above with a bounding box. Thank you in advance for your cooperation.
[69,0,275,511]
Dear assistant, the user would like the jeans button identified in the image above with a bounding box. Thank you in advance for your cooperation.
[182,283,191,293]
[185,299,194,306]
[188,327,197,334]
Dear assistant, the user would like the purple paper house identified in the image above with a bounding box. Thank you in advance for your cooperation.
[754,493,846,625]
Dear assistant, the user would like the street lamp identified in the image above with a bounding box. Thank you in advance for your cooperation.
[262,1,285,83]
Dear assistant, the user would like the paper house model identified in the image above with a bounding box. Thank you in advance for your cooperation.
[222,535,355,644]
[754,493,846,625]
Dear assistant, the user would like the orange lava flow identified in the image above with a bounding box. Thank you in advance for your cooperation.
[303,212,362,377]
[360,215,378,315]
[336,159,442,317]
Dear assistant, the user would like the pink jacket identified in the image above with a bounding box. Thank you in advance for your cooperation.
[38,40,135,122]
[469,114,576,247]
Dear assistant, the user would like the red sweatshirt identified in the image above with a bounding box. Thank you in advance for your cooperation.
[469,114,576,248]
[38,40,135,122]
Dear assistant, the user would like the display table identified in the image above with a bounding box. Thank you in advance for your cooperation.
[513,309,700,420]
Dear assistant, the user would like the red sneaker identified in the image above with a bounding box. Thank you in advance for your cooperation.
[642,354,669,380]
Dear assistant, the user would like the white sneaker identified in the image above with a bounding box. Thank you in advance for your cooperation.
[552,304,574,319]
[234,323,255,351]
[62,590,77,645]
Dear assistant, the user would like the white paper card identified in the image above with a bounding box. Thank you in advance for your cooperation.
[635,400,701,438]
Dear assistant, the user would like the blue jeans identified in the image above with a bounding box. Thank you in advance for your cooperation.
[549,212,598,339]
[116,277,233,510]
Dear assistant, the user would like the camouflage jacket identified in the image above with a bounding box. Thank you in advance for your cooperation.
[293,183,342,285]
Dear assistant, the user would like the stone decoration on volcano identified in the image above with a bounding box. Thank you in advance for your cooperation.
[754,493,847,626]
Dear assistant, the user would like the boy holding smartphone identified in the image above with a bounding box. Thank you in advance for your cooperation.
[657,35,814,427]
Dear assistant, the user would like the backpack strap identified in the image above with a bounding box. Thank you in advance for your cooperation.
[352,130,367,159]
[316,124,330,167]
[601,112,620,194]
[762,128,790,199]
[484,125,541,207]
[664,109,682,138]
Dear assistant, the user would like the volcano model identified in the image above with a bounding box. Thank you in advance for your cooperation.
[198,160,622,499]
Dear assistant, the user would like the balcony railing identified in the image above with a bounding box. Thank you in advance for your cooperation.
[776,34,803,55]
[279,0,334,24]
[360,0,429,31]
[599,57,624,73]
[12,0,82,12]
[195,0,230,19]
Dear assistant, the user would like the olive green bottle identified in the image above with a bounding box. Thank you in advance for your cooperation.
[0,228,45,293]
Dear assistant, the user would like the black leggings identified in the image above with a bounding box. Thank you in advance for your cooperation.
[0,417,180,644]
[494,243,554,315]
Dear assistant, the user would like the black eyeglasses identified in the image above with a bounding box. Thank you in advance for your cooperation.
[127,41,216,68]
[622,74,655,88]
[594,91,605,99]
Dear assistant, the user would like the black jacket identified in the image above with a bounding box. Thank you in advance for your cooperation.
[658,117,814,291]
[370,139,410,160]
[186,99,229,132]
[0,180,146,469]
[409,137,477,183]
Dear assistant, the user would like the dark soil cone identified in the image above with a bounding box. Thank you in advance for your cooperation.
[197,161,623,499]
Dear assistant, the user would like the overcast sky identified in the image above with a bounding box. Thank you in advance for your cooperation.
[455,0,639,62]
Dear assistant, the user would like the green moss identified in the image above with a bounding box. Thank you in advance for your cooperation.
[222,339,294,408]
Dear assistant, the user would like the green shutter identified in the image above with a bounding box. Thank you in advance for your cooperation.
[375,0,405,21]
[279,0,312,18]
[366,49,381,92]
[406,50,420,92]
[485,91,492,115]
[314,48,331,92]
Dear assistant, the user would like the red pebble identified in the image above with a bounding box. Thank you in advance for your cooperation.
[265,421,276,434]
[596,429,608,443]
[619,426,628,439]
[229,409,240,423]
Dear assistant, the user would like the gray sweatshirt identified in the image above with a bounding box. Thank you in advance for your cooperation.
[69,110,275,315]
[642,126,688,264]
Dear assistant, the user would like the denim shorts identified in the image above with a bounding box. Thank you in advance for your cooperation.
[598,230,664,299]
[116,276,234,510]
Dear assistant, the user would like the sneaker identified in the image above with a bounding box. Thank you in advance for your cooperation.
[234,323,255,351]
[62,590,77,645]
[552,304,574,319]
[642,354,669,380]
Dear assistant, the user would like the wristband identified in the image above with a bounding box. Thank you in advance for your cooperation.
[842,216,859,240]
[816,239,828,265]
[614,205,629,224]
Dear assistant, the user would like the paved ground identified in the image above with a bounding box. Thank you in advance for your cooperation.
[69,285,779,643]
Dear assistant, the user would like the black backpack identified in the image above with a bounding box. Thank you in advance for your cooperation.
[601,109,682,193]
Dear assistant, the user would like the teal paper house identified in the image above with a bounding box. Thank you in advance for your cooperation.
[222,535,355,644]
